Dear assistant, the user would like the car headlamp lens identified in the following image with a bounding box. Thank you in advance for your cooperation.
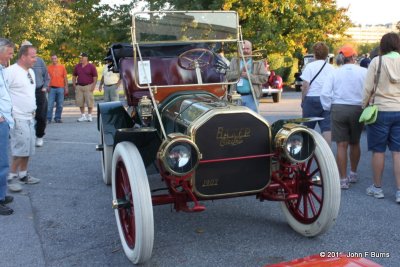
[159,135,200,176]
[284,131,315,162]
[167,144,191,169]
[275,125,315,163]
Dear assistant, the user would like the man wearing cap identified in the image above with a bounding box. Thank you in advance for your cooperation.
[98,56,120,102]
[21,40,50,147]
[320,45,367,189]
[47,53,68,123]
[72,52,98,122]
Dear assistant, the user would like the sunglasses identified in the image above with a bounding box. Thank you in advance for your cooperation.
[27,72,34,84]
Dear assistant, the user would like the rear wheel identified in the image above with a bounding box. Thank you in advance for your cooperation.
[99,115,112,185]
[280,129,340,237]
[112,142,154,264]
[272,92,281,103]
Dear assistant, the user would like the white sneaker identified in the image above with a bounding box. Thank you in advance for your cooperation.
[77,114,87,122]
[340,178,349,189]
[87,114,93,122]
[348,173,358,183]
[18,173,40,184]
[366,185,384,199]
[8,176,23,192]
[35,137,44,147]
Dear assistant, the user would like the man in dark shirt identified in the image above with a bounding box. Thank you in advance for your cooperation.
[72,52,97,122]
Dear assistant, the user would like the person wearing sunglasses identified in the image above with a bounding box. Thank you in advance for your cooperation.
[4,43,41,191]
[21,41,49,148]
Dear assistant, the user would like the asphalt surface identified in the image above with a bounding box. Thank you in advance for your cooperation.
[1,91,399,267]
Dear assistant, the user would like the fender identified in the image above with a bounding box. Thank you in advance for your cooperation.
[97,101,161,167]
[97,101,134,146]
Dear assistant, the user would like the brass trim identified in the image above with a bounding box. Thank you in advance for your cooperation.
[157,133,201,177]
[132,11,240,45]
[274,123,316,163]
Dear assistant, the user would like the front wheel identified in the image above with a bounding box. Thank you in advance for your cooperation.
[112,142,154,264]
[280,129,340,237]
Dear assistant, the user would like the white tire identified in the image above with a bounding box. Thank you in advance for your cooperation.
[280,129,340,237]
[99,115,112,185]
[112,142,154,264]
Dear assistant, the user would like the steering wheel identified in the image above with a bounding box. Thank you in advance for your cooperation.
[178,48,214,70]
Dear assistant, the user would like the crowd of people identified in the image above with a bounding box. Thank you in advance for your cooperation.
[0,39,120,215]
[302,33,400,204]
[220,35,400,204]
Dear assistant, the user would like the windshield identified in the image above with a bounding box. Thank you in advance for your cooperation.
[133,11,239,44]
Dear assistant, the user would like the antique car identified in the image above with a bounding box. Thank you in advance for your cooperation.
[96,11,340,265]
[261,69,283,102]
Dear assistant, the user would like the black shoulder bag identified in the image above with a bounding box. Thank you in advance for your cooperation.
[310,60,327,86]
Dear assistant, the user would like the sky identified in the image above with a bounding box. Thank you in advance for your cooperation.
[335,0,398,25]
[100,0,399,26]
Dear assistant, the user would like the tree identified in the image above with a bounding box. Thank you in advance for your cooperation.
[0,0,76,59]
[149,0,352,58]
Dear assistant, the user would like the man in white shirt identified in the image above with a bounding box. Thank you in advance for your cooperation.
[320,45,367,189]
[98,56,121,102]
[5,44,40,190]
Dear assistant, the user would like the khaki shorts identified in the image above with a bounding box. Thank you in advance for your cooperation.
[10,118,35,157]
[76,84,94,108]
[331,104,363,144]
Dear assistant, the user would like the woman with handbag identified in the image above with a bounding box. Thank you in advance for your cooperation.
[362,32,400,203]
[321,45,367,189]
[300,42,335,145]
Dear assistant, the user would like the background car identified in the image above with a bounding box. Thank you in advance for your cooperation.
[262,67,283,103]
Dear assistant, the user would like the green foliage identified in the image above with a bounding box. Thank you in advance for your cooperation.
[357,42,379,57]
[268,54,297,84]
[0,0,386,85]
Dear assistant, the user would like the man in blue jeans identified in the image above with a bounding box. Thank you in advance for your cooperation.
[0,38,15,215]
[47,54,68,123]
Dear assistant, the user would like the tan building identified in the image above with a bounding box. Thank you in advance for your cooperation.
[345,23,397,43]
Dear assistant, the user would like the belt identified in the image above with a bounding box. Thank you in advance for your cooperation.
[239,93,251,96]
[104,83,117,86]
[77,83,90,86]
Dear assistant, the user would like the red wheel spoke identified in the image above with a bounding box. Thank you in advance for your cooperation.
[302,194,308,218]
[116,159,136,249]
[310,188,322,204]
[284,154,323,224]
[295,195,302,211]
[307,194,318,217]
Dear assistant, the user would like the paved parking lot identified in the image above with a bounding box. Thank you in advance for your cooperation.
[1,92,399,266]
